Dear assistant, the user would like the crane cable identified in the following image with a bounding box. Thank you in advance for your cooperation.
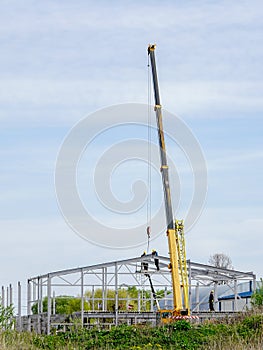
[146,53,152,254]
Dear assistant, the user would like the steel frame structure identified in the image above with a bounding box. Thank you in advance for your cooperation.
[24,255,256,334]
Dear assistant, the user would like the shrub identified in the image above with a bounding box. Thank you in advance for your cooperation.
[251,278,263,308]
[0,301,14,330]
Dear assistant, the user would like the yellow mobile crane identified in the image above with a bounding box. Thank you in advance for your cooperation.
[148,44,190,319]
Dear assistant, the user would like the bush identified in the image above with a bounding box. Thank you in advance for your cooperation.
[251,278,263,308]
[0,301,14,330]
[1,310,263,349]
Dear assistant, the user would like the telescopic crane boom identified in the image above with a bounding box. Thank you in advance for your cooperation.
[148,44,189,317]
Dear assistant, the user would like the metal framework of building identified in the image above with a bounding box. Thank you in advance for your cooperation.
[7,255,252,334]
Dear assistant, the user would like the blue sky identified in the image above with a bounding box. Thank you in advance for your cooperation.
[0,0,262,309]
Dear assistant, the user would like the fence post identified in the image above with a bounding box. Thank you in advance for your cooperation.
[6,286,9,307]
[9,284,13,306]
[27,279,31,331]
[1,286,4,307]
[17,282,22,331]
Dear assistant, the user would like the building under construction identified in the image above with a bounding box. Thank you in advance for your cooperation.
[1,254,254,334]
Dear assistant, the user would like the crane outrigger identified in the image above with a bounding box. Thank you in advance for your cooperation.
[148,44,190,319]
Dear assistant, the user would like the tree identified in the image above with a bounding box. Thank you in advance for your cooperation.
[84,287,153,312]
[251,278,263,308]
[31,296,90,315]
[208,253,234,270]
[31,286,167,315]
[85,288,128,311]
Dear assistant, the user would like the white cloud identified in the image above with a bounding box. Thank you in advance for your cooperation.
[0,1,261,34]
[0,1,262,126]
[207,150,263,172]
[0,78,262,126]
[163,81,263,116]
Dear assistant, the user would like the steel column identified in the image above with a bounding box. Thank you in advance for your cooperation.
[114,262,118,326]
[234,279,237,312]
[47,275,51,335]
[80,269,84,326]
[195,283,200,312]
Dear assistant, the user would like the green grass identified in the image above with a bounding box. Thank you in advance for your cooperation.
[0,311,262,349]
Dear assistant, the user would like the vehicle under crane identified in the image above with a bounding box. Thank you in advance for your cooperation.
[148,44,190,319]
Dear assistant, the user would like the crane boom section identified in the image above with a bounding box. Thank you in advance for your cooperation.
[148,45,174,230]
[148,44,184,314]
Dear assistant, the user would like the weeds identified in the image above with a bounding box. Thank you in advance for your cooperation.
[0,312,262,349]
